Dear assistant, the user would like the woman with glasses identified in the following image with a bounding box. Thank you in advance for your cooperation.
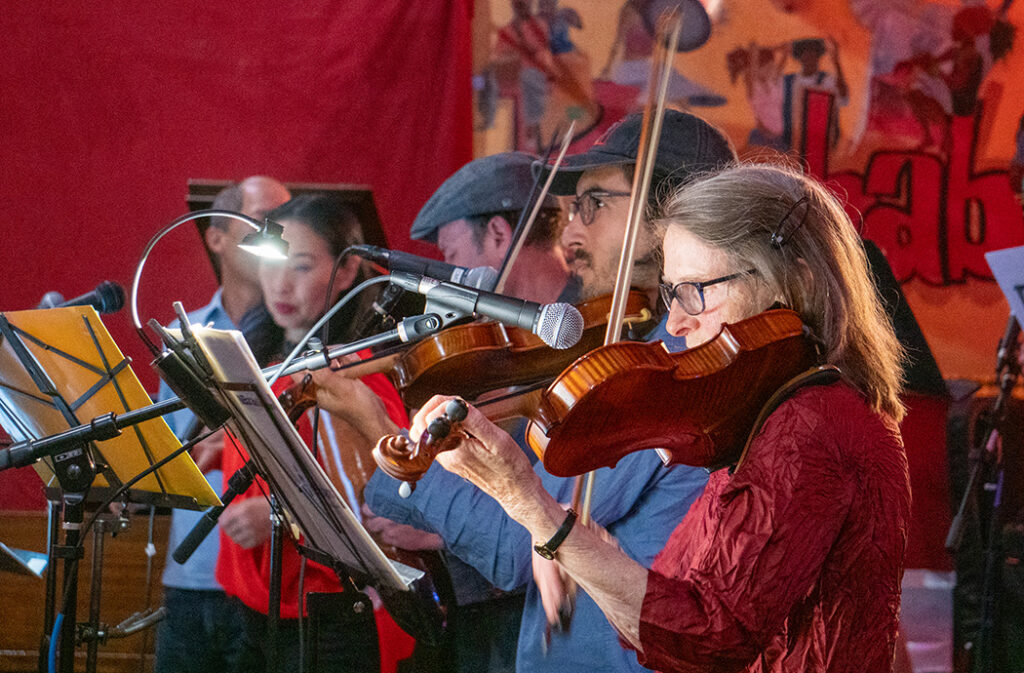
[407,163,910,672]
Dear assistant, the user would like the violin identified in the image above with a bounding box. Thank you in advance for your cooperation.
[390,291,655,408]
[527,309,822,475]
[371,309,831,483]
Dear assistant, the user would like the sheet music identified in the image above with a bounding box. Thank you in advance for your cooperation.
[986,245,1024,325]
[189,326,418,591]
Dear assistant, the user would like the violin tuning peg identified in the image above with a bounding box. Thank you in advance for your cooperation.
[426,416,452,441]
[445,398,468,422]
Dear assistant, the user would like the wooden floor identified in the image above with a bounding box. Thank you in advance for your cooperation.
[0,509,169,673]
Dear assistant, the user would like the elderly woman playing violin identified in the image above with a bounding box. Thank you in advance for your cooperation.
[408,163,910,673]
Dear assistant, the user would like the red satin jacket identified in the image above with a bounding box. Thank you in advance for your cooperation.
[637,382,910,673]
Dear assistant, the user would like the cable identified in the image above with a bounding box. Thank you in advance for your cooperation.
[298,557,307,673]
[76,430,214,553]
[48,613,63,673]
[265,275,390,387]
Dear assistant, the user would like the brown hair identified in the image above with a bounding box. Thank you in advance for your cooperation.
[656,163,906,421]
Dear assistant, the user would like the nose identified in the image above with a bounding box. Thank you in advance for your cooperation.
[560,214,587,252]
[261,264,291,296]
[664,301,697,338]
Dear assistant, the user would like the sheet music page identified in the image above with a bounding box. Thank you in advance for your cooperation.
[189,326,417,591]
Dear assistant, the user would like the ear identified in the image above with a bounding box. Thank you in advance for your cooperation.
[485,215,513,255]
[333,254,362,293]
[205,224,228,255]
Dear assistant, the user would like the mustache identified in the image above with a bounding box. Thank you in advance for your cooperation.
[568,249,593,265]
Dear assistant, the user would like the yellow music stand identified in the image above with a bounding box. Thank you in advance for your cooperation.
[0,306,218,509]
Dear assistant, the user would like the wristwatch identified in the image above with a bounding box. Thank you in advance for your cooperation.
[533,508,578,560]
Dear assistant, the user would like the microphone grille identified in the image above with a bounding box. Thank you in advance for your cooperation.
[536,303,584,350]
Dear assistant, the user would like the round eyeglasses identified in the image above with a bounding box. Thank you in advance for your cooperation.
[567,190,632,227]
[658,269,757,316]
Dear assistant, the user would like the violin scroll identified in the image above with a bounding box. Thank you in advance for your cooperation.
[373,398,469,497]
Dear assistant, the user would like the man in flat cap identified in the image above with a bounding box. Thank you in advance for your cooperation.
[410,151,569,305]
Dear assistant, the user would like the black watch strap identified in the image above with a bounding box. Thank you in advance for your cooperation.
[533,508,578,560]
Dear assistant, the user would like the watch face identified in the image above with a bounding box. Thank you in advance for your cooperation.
[534,544,555,561]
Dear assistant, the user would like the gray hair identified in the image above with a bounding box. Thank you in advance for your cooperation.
[211,183,244,231]
[656,163,906,421]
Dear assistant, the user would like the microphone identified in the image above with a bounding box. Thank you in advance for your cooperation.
[349,244,499,291]
[37,281,126,314]
[388,271,584,350]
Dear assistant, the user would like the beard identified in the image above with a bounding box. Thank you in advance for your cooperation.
[571,247,661,302]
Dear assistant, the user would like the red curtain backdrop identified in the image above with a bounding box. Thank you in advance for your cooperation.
[0,2,473,507]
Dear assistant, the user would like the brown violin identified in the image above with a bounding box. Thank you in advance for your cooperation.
[391,290,654,408]
[327,291,656,409]
[529,308,826,475]
[371,309,834,483]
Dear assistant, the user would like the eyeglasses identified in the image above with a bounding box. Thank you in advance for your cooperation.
[658,269,757,316]
[567,190,632,226]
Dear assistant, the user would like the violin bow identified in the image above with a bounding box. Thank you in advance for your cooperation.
[577,10,682,521]
[493,119,577,295]
[535,10,682,640]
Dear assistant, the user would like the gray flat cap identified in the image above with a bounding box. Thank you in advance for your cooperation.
[411,152,550,243]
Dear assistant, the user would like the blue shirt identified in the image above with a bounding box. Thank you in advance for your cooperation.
[645,312,687,352]
[365,439,707,672]
[159,289,235,591]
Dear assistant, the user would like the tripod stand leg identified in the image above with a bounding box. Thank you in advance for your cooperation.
[268,495,283,673]
[58,493,86,673]
[85,518,106,673]
[40,499,61,673]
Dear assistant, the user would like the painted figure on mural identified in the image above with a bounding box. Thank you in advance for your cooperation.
[599,0,725,108]
[482,0,599,152]
[1012,111,1024,195]
[849,0,1015,155]
[727,42,790,152]
[781,37,849,152]
[490,0,556,151]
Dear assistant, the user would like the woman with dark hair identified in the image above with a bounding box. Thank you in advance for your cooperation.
[215,193,412,672]
[240,193,368,365]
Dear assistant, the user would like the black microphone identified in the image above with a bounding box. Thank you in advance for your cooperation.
[349,245,498,291]
[173,460,255,564]
[388,271,584,350]
[37,281,126,314]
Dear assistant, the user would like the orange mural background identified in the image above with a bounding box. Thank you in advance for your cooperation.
[473,0,1024,383]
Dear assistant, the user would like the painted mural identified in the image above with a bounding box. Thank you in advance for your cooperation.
[473,0,1024,382]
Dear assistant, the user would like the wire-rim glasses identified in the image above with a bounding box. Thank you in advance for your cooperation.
[659,269,757,315]
[567,190,632,226]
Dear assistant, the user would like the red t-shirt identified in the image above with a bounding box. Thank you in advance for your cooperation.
[637,383,910,673]
[216,359,408,619]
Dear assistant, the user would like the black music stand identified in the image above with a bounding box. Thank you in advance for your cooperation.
[183,323,441,671]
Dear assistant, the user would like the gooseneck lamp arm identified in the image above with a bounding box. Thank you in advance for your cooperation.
[130,209,286,356]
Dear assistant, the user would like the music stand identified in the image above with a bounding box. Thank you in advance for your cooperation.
[950,245,1024,672]
[184,324,440,663]
[0,540,47,578]
[0,306,219,673]
[987,245,1024,328]
[0,307,218,508]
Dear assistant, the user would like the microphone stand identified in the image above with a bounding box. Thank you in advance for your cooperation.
[946,316,1021,673]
